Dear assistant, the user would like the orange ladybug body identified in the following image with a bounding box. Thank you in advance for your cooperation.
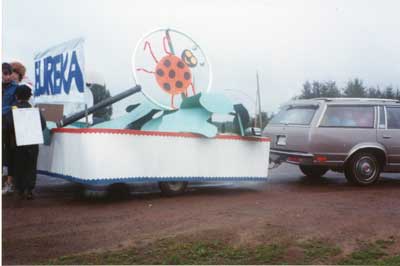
[155,55,192,96]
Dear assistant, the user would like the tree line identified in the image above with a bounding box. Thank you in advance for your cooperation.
[296,78,400,100]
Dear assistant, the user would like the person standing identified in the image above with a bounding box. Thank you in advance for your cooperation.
[4,85,46,199]
[2,63,18,194]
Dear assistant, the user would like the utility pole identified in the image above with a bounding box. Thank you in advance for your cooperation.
[256,71,262,129]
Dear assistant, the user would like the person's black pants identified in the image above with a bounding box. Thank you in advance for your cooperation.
[2,127,15,177]
[14,145,39,193]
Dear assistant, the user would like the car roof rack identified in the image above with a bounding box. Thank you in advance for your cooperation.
[312,97,399,103]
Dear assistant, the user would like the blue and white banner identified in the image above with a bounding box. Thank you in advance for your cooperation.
[34,38,93,120]
[34,38,86,104]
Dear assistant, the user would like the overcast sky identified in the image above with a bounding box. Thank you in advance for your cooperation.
[2,0,400,115]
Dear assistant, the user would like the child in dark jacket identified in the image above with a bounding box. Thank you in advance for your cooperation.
[4,85,46,199]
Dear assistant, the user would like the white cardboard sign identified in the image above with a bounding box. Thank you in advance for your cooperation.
[12,108,44,146]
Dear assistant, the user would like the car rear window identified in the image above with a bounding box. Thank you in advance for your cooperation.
[387,107,400,129]
[269,105,317,125]
[320,106,374,128]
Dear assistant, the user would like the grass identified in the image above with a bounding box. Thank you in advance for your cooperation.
[46,239,287,265]
[339,238,398,266]
[44,237,399,265]
[378,255,400,266]
[298,239,341,264]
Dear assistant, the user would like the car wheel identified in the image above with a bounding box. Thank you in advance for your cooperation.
[83,188,107,198]
[344,152,381,186]
[107,183,130,199]
[158,181,188,196]
[299,165,328,178]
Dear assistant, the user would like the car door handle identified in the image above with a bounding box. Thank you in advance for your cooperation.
[382,135,392,139]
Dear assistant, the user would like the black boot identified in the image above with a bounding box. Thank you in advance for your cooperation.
[25,190,34,200]
[17,190,25,200]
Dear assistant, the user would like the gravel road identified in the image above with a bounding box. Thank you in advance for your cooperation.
[2,165,399,264]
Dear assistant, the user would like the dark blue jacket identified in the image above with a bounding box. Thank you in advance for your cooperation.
[2,81,18,115]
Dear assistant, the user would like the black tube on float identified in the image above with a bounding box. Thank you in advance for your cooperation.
[56,85,142,128]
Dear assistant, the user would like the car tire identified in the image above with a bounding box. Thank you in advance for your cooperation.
[107,183,130,199]
[158,181,188,196]
[299,165,328,178]
[344,152,381,186]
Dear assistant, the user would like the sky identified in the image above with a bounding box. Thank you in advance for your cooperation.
[2,0,400,116]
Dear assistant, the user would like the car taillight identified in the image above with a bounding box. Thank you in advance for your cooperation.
[314,156,327,163]
[287,156,301,163]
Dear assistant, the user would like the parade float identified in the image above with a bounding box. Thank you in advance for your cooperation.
[35,29,270,195]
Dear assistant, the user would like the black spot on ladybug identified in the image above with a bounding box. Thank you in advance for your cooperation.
[176,81,183,88]
[177,61,184,69]
[184,72,191,80]
[164,60,171,67]
[163,83,171,90]
[156,69,164,77]
[169,70,176,79]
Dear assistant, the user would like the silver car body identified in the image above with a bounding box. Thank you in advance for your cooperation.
[263,98,400,173]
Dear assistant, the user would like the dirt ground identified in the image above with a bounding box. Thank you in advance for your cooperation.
[2,165,400,265]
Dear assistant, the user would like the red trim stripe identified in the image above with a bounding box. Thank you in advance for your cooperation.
[51,128,270,142]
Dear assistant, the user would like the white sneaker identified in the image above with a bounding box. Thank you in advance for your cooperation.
[2,183,11,195]
[2,183,13,195]
[2,166,8,176]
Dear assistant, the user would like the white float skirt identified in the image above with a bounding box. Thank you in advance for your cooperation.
[37,128,270,186]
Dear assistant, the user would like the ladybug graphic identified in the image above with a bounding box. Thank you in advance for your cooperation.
[136,35,197,109]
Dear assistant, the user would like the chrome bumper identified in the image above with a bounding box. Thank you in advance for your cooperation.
[270,149,347,168]
[270,149,314,166]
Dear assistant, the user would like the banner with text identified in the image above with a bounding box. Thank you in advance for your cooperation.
[34,38,86,104]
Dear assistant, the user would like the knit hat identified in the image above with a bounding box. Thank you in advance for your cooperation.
[15,84,32,100]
